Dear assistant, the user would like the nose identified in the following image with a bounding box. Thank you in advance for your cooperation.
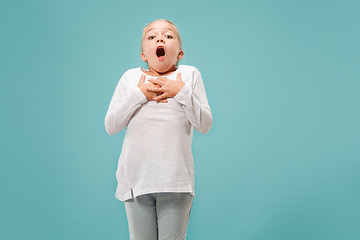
[157,37,164,43]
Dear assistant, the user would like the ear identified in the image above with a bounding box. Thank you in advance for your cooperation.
[177,50,184,60]
[141,52,147,62]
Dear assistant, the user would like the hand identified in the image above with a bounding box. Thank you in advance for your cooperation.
[146,73,185,101]
[137,74,168,103]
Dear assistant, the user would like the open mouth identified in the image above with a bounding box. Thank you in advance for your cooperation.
[156,46,165,60]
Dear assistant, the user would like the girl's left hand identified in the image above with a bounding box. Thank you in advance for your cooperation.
[146,73,185,102]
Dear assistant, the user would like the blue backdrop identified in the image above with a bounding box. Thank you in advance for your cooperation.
[1,0,359,239]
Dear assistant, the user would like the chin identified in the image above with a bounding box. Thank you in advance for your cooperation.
[152,62,174,73]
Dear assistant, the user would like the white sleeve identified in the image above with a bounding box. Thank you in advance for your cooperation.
[104,72,148,135]
[173,68,213,134]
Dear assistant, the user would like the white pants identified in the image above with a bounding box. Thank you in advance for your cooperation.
[124,192,194,240]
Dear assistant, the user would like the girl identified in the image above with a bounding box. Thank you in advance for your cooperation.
[105,19,212,239]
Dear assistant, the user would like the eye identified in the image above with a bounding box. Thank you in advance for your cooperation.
[148,36,155,40]
[165,35,173,39]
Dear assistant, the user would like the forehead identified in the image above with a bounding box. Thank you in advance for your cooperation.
[145,21,176,34]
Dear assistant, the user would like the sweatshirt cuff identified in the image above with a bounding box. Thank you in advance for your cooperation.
[173,84,192,105]
[132,86,148,104]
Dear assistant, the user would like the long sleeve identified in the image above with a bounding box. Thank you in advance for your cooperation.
[173,68,212,134]
[104,72,148,135]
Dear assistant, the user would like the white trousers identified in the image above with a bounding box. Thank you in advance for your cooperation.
[124,192,194,240]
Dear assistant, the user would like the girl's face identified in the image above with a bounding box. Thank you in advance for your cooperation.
[141,21,183,73]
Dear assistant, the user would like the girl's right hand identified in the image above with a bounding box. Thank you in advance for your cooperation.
[137,74,168,103]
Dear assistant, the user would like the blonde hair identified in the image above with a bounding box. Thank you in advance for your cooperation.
[140,19,183,53]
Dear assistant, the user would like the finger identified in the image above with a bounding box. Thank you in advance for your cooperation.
[150,82,161,87]
[158,99,168,103]
[138,74,145,85]
[154,93,168,101]
[146,87,163,93]
[148,78,163,86]
[156,77,167,82]
[144,82,160,88]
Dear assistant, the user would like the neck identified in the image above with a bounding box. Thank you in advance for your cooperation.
[146,64,178,76]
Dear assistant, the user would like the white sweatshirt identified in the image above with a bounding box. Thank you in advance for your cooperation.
[104,64,212,202]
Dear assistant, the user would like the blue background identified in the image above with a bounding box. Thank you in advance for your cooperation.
[1,0,359,239]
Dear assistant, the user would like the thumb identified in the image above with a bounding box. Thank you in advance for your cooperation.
[138,74,145,84]
[176,73,183,83]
